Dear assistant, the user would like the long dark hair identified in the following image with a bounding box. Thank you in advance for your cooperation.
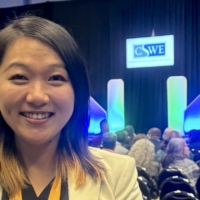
[0,16,103,195]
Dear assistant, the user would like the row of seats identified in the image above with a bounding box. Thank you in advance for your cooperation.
[137,166,199,200]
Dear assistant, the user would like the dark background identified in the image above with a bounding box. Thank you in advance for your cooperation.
[0,0,199,134]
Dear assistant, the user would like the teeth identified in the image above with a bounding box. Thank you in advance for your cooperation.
[23,113,51,119]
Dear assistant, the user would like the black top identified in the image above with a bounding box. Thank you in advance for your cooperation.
[2,179,68,200]
[150,138,161,153]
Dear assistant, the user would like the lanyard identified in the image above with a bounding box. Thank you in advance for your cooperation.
[9,174,61,200]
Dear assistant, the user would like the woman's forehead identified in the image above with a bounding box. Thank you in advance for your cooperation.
[1,37,65,71]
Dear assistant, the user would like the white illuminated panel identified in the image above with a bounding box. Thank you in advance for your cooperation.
[107,79,125,133]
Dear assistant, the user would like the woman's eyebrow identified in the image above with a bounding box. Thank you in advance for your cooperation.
[48,64,66,71]
[3,62,65,73]
[3,63,28,73]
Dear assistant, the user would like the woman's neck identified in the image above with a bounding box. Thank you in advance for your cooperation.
[15,136,60,196]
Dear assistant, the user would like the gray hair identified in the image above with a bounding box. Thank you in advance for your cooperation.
[128,139,155,169]
[162,138,187,168]
[166,138,186,154]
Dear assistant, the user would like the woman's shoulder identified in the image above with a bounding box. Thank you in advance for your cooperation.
[182,157,198,165]
[89,147,135,172]
[173,157,198,169]
[90,147,134,162]
[89,147,142,200]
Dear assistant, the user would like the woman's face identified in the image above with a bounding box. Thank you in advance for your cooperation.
[0,37,75,146]
[183,144,189,156]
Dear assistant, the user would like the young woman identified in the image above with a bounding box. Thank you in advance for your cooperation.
[0,16,142,200]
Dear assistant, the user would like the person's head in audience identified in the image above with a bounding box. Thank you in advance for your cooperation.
[115,129,129,145]
[148,127,161,140]
[100,119,109,134]
[128,139,156,172]
[125,125,135,138]
[162,138,189,168]
[148,127,162,153]
[133,133,147,143]
[124,125,135,149]
[189,129,200,144]
[129,139,155,166]
[162,128,175,140]
[90,119,109,148]
[102,133,117,152]
[160,130,181,150]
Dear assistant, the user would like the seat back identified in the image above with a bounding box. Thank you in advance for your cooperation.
[160,176,196,199]
[158,167,188,189]
[137,177,151,200]
[136,166,159,199]
[196,176,200,198]
[161,190,198,200]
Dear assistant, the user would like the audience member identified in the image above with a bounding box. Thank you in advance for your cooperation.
[114,130,129,155]
[148,127,161,152]
[162,138,200,187]
[156,129,181,163]
[102,133,117,152]
[100,119,110,134]
[162,127,174,140]
[124,125,135,149]
[133,133,147,143]
[128,139,160,177]
[91,119,110,147]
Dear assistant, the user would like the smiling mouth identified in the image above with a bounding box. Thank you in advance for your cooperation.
[20,112,54,120]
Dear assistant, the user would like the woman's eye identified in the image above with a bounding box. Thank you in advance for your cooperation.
[49,75,66,82]
[9,74,27,80]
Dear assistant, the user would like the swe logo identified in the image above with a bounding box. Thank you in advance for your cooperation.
[133,43,165,58]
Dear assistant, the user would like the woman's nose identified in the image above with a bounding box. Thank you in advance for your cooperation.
[26,83,49,108]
